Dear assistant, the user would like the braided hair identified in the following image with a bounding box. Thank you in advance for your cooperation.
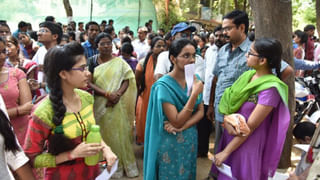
[44,42,84,155]
[0,110,20,153]
[254,37,282,78]
[140,36,164,93]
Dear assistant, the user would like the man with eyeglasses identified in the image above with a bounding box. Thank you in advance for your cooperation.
[198,25,226,158]
[153,22,205,81]
[31,21,62,94]
[206,11,293,176]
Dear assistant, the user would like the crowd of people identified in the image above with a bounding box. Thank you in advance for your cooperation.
[0,9,319,180]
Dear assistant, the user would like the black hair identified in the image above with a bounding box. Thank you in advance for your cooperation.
[108,19,114,24]
[44,42,84,155]
[68,31,76,41]
[213,25,222,34]
[40,21,63,44]
[294,30,308,44]
[121,36,132,44]
[104,25,114,34]
[169,38,197,72]
[128,30,134,36]
[101,20,107,25]
[0,109,20,153]
[147,33,157,40]
[18,21,28,29]
[293,121,316,140]
[248,32,255,41]
[140,37,165,93]
[223,10,249,35]
[304,24,315,32]
[79,32,86,43]
[94,32,112,46]
[164,31,172,41]
[45,16,55,22]
[29,31,38,41]
[78,22,83,26]
[169,38,197,58]
[85,21,99,31]
[0,21,10,30]
[61,34,70,42]
[254,37,282,78]
[121,42,134,55]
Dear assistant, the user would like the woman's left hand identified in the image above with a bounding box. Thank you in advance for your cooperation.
[102,146,118,172]
[214,151,230,167]
[164,121,181,134]
[108,92,121,104]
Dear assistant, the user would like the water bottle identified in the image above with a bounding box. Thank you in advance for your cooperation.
[84,125,101,166]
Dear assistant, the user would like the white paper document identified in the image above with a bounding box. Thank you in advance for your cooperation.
[210,157,236,180]
[293,144,310,152]
[184,64,195,96]
[96,160,119,180]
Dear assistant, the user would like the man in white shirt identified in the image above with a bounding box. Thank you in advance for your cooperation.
[32,21,62,94]
[132,26,150,61]
[154,22,205,81]
[198,25,226,157]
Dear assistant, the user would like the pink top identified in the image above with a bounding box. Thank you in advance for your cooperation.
[0,67,28,145]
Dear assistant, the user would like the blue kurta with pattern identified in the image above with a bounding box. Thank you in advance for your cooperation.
[143,75,203,180]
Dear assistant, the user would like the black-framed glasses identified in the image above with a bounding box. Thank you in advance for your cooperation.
[222,26,236,32]
[178,53,196,60]
[71,66,89,72]
[247,51,261,57]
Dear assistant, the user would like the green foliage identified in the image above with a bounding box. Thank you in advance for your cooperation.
[153,0,186,32]
[292,0,316,29]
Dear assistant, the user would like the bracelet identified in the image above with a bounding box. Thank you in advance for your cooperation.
[16,107,19,116]
[105,92,109,98]
[67,151,73,161]
[184,107,193,113]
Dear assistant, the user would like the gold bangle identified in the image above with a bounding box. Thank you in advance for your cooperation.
[184,107,193,113]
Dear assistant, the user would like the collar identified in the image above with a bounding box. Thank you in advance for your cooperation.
[225,37,250,52]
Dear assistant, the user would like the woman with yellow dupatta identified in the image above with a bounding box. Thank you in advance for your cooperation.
[135,37,166,144]
[89,33,139,178]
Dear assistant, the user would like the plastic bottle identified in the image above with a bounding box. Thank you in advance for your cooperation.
[84,125,101,166]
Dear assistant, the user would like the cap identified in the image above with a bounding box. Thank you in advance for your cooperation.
[171,22,196,36]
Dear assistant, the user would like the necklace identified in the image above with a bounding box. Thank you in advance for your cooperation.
[73,112,88,141]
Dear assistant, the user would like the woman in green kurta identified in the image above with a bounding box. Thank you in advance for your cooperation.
[91,33,138,178]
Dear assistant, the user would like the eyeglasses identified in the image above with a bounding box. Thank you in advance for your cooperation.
[222,26,235,32]
[180,32,192,38]
[71,66,89,72]
[38,29,50,33]
[247,51,261,57]
[178,53,196,60]
[99,42,113,46]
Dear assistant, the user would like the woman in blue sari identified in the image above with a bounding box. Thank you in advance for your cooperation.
[143,38,204,180]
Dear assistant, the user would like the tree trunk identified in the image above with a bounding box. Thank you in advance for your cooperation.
[63,0,73,18]
[249,0,294,169]
[243,0,247,12]
[234,0,239,10]
[316,0,320,38]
